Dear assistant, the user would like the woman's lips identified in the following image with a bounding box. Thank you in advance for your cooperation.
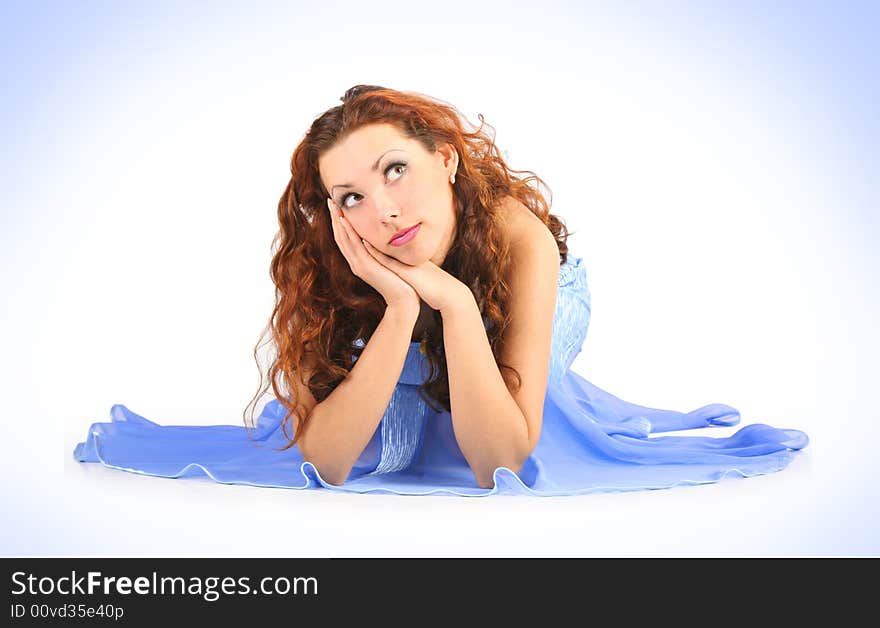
[388,223,421,246]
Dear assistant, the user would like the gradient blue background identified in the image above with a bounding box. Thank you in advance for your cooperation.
[2,0,877,556]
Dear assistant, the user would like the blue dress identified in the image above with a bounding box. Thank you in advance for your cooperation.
[73,254,809,496]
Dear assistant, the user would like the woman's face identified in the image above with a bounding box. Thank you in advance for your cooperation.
[318,122,458,267]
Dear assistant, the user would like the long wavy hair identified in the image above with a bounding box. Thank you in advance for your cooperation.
[243,85,572,450]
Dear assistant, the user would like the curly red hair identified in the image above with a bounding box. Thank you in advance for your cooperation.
[243,85,572,450]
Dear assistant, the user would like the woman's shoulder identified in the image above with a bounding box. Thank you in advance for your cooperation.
[498,195,557,258]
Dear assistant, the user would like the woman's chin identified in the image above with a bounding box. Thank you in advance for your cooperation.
[390,253,416,266]
[387,246,425,266]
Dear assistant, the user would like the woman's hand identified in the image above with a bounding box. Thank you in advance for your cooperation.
[362,240,471,313]
[327,198,419,310]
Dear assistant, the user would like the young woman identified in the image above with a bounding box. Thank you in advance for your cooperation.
[75,85,809,496]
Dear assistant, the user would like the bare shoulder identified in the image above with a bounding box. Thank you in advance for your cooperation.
[498,195,558,262]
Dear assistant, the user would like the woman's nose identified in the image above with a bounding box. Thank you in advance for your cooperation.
[373,189,400,221]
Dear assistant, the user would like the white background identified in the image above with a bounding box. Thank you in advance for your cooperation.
[3,0,877,556]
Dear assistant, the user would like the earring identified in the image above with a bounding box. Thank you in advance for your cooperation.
[450,173,456,184]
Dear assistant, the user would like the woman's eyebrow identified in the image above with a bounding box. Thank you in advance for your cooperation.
[330,148,406,195]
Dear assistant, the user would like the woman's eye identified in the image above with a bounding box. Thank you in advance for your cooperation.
[340,162,407,209]
[387,162,406,180]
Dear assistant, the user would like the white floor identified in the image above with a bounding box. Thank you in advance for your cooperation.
[35,385,862,558]
[57,441,810,557]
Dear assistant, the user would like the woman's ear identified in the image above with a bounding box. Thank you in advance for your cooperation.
[437,142,458,176]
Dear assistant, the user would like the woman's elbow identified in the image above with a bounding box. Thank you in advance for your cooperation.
[474,452,528,489]
[298,446,351,487]
[311,461,350,486]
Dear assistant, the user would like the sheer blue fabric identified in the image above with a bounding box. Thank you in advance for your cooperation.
[73,254,809,496]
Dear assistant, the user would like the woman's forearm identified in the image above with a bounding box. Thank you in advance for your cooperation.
[296,302,420,485]
[440,291,530,488]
